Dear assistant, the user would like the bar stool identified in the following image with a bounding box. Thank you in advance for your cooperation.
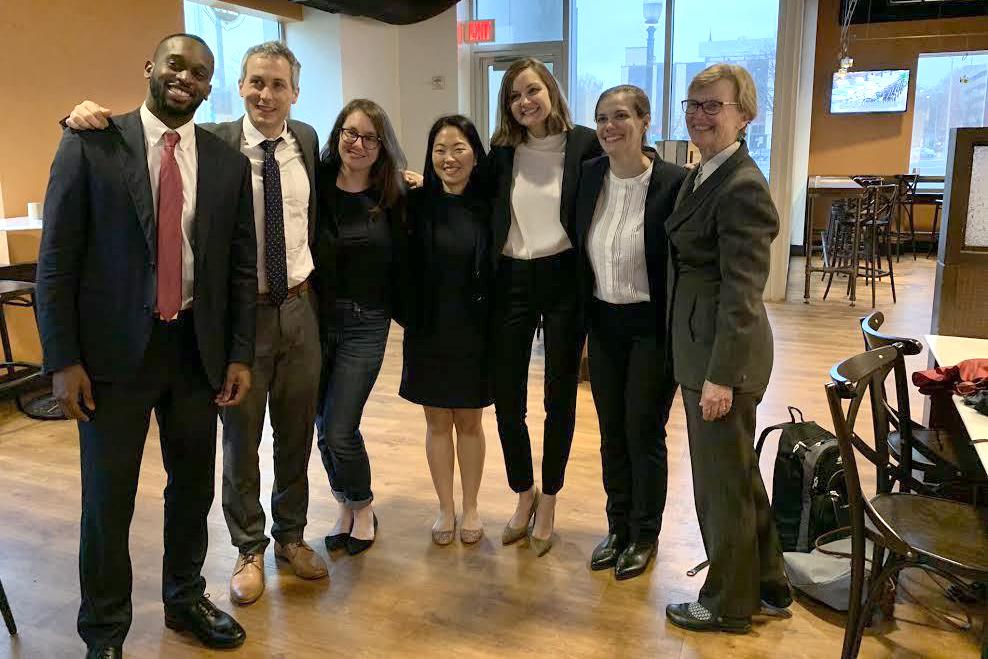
[927,198,943,259]
[894,173,919,261]
[0,577,13,635]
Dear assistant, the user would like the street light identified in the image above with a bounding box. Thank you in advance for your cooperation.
[643,2,662,109]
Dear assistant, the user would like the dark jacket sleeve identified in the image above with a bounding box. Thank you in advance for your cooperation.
[706,174,779,387]
[389,194,412,328]
[36,130,88,373]
[226,154,258,365]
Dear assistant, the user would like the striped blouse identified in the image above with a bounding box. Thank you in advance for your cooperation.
[587,163,652,304]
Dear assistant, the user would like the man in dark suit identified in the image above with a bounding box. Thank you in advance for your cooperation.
[37,34,256,657]
[67,41,327,607]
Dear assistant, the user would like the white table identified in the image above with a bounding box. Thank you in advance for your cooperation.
[925,334,988,473]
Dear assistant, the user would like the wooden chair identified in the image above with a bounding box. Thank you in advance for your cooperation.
[859,184,899,309]
[0,577,14,635]
[826,344,988,659]
[893,173,920,261]
[859,312,987,503]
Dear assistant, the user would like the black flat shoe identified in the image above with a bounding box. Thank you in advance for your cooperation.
[347,514,378,556]
[614,540,657,581]
[665,602,751,634]
[590,534,627,571]
[86,646,122,659]
[324,531,350,552]
[164,596,246,649]
[760,580,793,610]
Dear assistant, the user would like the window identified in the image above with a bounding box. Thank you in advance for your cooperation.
[668,0,779,177]
[910,51,988,176]
[473,0,563,45]
[572,1,666,147]
[183,1,281,123]
[571,0,779,178]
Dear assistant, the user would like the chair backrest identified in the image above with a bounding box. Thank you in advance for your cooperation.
[852,175,884,187]
[866,184,899,224]
[896,173,919,198]
[825,345,913,556]
[858,312,927,493]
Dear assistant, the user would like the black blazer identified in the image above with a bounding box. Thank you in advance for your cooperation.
[37,109,258,390]
[404,187,493,334]
[311,162,410,331]
[488,124,603,260]
[574,153,688,337]
[204,117,320,247]
[664,142,779,395]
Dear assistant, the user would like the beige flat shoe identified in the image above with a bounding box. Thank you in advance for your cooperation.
[502,489,540,545]
[460,525,484,545]
[432,518,456,546]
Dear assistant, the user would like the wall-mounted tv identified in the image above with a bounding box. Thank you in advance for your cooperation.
[830,69,910,114]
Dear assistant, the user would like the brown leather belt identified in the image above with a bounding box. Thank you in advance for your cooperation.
[257,279,310,305]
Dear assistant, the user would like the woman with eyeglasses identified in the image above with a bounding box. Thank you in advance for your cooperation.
[312,99,409,556]
[488,58,602,556]
[573,85,686,581]
[400,115,494,546]
[662,64,789,633]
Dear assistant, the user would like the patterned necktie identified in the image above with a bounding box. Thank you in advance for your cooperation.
[262,138,288,305]
[692,163,704,192]
[156,131,183,320]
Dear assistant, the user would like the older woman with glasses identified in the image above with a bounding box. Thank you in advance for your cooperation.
[663,64,790,633]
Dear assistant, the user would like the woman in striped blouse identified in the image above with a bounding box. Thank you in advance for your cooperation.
[573,85,687,580]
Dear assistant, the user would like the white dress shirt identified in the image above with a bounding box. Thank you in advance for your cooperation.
[587,163,652,304]
[503,132,572,259]
[694,140,741,191]
[241,117,314,294]
[140,103,197,310]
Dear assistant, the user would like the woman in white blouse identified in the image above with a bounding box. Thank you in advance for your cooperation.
[488,58,602,556]
[573,85,687,580]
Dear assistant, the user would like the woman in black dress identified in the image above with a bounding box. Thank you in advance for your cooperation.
[400,115,493,545]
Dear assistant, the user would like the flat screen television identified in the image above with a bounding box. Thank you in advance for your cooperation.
[830,69,910,114]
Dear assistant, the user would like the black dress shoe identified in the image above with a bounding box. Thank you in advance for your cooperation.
[86,646,122,659]
[347,514,379,556]
[590,534,627,571]
[614,540,657,581]
[665,602,751,634]
[760,580,793,610]
[164,596,246,649]
[325,531,349,552]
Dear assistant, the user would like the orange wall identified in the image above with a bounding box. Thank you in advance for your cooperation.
[809,0,988,177]
[0,1,185,220]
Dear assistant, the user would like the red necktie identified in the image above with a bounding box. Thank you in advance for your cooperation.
[156,131,183,320]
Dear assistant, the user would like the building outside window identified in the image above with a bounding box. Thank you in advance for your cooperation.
[910,51,988,176]
[184,1,282,124]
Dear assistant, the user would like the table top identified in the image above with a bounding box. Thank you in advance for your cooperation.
[0,217,43,232]
[808,176,864,192]
[925,334,988,469]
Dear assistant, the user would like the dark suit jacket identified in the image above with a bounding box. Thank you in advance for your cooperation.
[37,109,258,390]
[203,116,320,247]
[574,153,687,341]
[664,143,779,395]
[489,124,603,260]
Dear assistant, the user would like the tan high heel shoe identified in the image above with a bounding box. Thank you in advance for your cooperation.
[529,500,555,557]
[501,489,540,545]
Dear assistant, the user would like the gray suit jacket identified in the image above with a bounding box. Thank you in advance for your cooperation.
[664,143,779,395]
[202,117,320,247]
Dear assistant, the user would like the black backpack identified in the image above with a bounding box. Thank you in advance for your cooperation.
[756,407,849,553]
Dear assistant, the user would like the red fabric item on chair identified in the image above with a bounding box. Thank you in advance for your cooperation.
[913,358,988,396]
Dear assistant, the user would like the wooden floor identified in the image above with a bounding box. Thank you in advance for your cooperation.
[0,255,982,658]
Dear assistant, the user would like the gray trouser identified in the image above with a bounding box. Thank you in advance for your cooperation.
[221,289,321,555]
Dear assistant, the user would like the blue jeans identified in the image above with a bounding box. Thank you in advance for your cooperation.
[315,300,390,508]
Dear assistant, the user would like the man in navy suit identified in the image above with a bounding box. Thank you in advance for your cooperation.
[37,33,257,658]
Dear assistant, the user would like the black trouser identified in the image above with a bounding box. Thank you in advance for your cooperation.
[681,387,787,619]
[493,250,583,496]
[588,299,677,543]
[77,313,217,649]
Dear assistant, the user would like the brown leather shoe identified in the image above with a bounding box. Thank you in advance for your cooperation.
[274,540,329,580]
[229,552,265,606]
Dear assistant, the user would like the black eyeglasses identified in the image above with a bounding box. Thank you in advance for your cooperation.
[682,99,741,115]
[341,127,383,150]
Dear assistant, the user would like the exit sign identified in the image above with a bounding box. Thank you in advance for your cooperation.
[458,19,495,44]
